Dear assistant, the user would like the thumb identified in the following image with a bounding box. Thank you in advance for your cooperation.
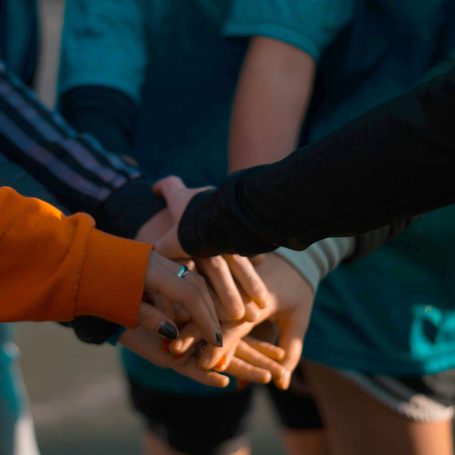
[138,302,179,340]
[274,312,307,390]
[153,175,186,202]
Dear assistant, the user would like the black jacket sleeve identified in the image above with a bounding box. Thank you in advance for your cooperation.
[179,63,455,257]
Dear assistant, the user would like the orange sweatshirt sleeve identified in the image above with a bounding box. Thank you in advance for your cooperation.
[0,187,151,327]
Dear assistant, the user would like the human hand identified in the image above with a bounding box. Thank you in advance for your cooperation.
[152,176,210,258]
[170,253,314,389]
[144,250,222,347]
[140,181,270,319]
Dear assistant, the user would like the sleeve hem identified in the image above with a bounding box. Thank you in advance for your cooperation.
[76,229,152,327]
[224,22,320,59]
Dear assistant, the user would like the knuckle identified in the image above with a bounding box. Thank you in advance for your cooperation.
[208,256,224,270]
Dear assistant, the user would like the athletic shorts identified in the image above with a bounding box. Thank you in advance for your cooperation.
[338,369,455,422]
[126,366,455,454]
[127,378,254,455]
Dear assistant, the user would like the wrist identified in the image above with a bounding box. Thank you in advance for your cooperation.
[275,237,354,291]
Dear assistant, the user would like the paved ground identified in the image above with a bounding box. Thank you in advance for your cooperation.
[16,1,286,453]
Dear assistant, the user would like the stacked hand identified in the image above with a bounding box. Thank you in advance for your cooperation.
[120,177,314,389]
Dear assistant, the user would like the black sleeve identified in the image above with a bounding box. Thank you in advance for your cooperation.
[179,63,455,257]
[59,85,136,156]
[57,85,167,344]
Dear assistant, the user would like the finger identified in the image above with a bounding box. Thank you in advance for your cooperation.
[152,175,186,204]
[224,255,269,309]
[147,251,221,346]
[225,357,272,384]
[138,303,179,340]
[243,337,285,361]
[121,327,229,388]
[198,319,256,370]
[173,302,191,324]
[153,294,175,321]
[169,322,201,354]
[244,301,261,322]
[175,358,230,388]
[236,340,286,380]
[274,314,307,390]
[197,257,245,321]
[213,344,237,372]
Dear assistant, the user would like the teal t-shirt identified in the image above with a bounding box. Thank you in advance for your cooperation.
[302,0,455,375]
[60,0,353,394]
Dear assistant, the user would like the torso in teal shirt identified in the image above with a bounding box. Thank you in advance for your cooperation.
[303,0,455,376]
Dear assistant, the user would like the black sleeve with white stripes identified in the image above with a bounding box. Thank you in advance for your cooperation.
[0,60,165,238]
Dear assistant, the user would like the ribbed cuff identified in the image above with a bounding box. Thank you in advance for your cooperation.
[77,229,152,327]
[95,178,165,239]
[275,237,354,291]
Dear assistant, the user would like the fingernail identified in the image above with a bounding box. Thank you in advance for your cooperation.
[214,356,227,371]
[158,321,178,340]
[216,330,223,347]
[280,371,291,390]
[170,339,182,352]
[193,340,207,357]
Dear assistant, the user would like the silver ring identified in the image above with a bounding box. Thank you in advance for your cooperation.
[176,264,189,279]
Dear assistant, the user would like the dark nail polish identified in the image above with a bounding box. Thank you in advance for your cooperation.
[158,321,178,340]
[216,330,223,347]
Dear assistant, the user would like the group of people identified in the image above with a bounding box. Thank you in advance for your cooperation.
[1,0,455,454]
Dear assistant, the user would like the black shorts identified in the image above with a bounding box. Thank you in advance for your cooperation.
[126,365,322,454]
[127,378,254,455]
[127,367,455,454]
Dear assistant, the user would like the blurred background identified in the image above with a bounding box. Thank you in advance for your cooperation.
[16,1,285,453]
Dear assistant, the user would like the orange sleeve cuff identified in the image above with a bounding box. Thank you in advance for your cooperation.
[76,229,152,328]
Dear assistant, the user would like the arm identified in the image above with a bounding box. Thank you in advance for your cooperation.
[0,62,164,342]
[0,187,149,326]
[154,62,455,256]
[229,36,315,171]
[0,62,165,238]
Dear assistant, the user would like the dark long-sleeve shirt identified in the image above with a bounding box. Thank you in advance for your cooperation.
[179,62,455,257]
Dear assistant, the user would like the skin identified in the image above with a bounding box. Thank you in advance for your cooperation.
[124,207,285,388]
[305,362,454,455]
[229,36,316,172]
[149,37,316,454]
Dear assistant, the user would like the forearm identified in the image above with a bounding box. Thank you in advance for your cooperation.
[229,37,315,172]
[0,62,165,239]
[276,237,354,291]
[0,187,150,326]
[179,63,455,256]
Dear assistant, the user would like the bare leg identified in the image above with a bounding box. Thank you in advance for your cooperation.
[305,362,454,455]
[280,428,328,455]
[144,432,251,455]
